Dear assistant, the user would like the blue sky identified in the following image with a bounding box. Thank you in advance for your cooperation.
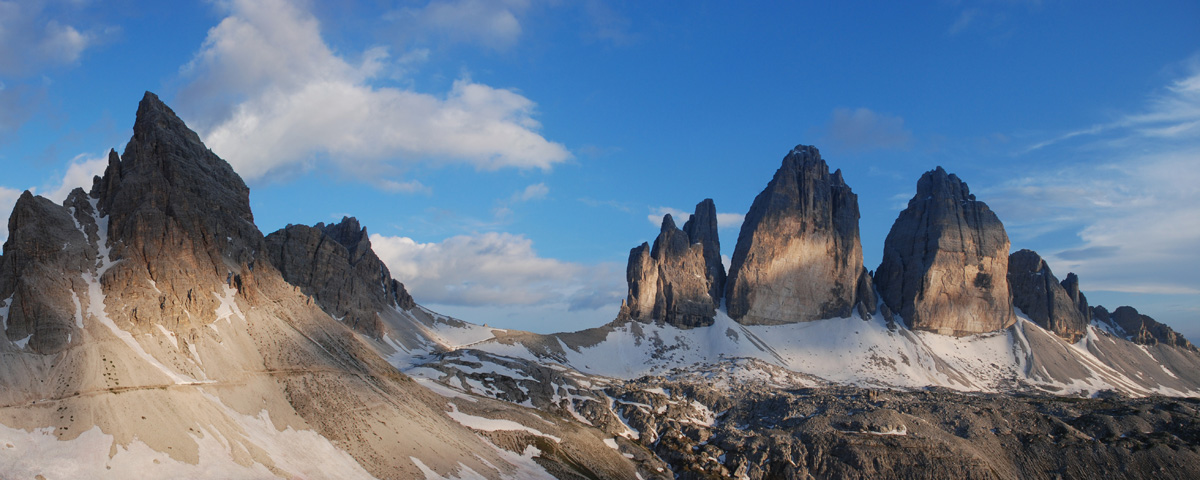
[2,0,1199,338]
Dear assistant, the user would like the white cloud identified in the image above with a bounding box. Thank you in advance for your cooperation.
[388,0,530,50]
[178,0,569,189]
[42,152,108,202]
[647,206,744,231]
[824,107,912,152]
[0,185,22,240]
[369,232,623,311]
[989,63,1200,298]
[511,182,548,202]
[0,0,100,76]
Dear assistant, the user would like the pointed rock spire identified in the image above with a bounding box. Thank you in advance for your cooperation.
[725,145,868,325]
[265,217,416,338]
[1007,249,1087,342]
[624,199,727,328]
[875,167,1014,336]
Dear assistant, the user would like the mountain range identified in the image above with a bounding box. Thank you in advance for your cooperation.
[0,93,1196,479]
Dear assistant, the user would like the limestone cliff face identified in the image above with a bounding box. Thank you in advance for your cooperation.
[265,217,416,338]
[1060,272,1093,321]
[1007,249,1087,343]
[875,166,1014,336]
[725,145,871,325]
[0,191,97,354]
[87,92,268,333]
[626,200,725,328]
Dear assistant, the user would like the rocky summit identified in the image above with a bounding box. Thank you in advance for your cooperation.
[265,217,416,338]
[1,92,1199,480]
[625,199,725,328]
[725,145,873,325]
[875,166,1015,336]
[1008,249,1088,343]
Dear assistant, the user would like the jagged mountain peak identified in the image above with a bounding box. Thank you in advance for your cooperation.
[725,143,867,324]
[876,165,1013,336]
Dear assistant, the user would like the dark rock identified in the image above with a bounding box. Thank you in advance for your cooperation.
[626,200,727,328]
[265,217,416,338]
[1060,272,1092,321]
[1007,249,1087,343]
[88,92,268,331]
[1103,305,1195,351]
[0,191,95,354]
[725,145,868,325]
[875,166,1014,336]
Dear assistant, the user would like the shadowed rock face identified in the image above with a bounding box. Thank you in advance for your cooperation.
[1007,249,1087,343]
[725,145,871,325]
[626,199,726,328]
[0,191,97,354]
[1100,305,1196,351]
[87,92,269,333]
[265,217,416,338]
[1060,272,1093,321]
[875,166,1014,336]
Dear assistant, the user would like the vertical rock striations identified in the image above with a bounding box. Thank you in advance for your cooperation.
[89,92,266,332]
[1007,249,1087,343]
[625,200,726,328]
[265,217,416,338]
[875,166,1014,336]
[725,145,871,325]
[1060,272,1093,321]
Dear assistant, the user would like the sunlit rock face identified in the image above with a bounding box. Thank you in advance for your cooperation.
[875,166,1014,336]
[1007,249,1087,343]
[626,199,726,328]
[724,145,872,325]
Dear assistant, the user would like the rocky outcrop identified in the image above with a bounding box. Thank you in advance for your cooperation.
[85,92,268,333]
[1007,249,1088,343]
[0,191,96,354]
[725,145,872,325]
[626,199,725,328]
[1099,305,1196,351]
[265,217,416,338]
[875,166,1014,336]
[1060,272,1093,321]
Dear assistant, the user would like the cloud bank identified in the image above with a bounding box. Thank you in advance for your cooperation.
[370,232,623,312]
[178,0,569,189]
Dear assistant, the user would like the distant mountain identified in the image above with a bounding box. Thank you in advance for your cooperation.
[0,94,1196,479]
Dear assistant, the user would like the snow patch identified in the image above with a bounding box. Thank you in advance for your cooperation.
[445,403,560,442]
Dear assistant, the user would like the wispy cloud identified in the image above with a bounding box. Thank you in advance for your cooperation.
[823,107,912,152]
[177,0,569,191]
[990,60,1200,297]
[369,232,623,311]
[386,0,530,51]
[0,0,106,76]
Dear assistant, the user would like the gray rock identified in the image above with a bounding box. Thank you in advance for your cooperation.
[1060,272,1092,321]
[265,217,416,338]
[875,166,1014,336]
[725,145,868,325]
[626,200,727,328]
[88,92,267,332]
[1007,249,1088,342]
[0,191,94,354]
[1102,305,1196,351]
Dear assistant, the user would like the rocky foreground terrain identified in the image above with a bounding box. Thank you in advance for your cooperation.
[0,92,1197,479]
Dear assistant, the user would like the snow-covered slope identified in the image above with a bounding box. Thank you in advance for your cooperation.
[395,305,1200,399]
